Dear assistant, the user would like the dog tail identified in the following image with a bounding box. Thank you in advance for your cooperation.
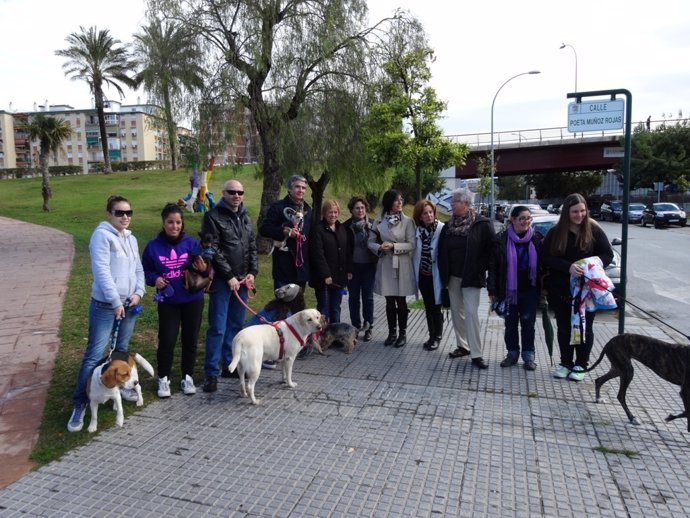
[583,336,616,373]
[228,336,242,373]
[134,353,155,378]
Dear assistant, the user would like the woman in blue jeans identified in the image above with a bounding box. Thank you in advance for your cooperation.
[487,205,543,371]
[67,195,145,432]
[344,196,378,341]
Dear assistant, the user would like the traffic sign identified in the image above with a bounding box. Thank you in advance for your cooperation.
[567,99,625,133]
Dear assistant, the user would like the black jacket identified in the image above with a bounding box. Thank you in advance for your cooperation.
[259,195,312,283]
[438,216,495,289]
[541,224,613,299]
[309,219,352,288]
[487,229,544,299]
[200,200,258,281]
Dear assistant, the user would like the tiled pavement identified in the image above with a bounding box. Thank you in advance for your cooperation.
[1,217,690,517]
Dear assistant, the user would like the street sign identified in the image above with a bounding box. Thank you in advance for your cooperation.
[567,99,625,133]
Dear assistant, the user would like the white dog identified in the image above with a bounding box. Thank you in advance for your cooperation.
[86,352,154,433]
[268,207,304,255]
[227,309,323,405]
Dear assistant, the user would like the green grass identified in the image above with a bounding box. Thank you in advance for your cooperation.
[593,445,639,458]
[0,165,331,465]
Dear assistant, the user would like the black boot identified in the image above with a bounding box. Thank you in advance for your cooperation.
[429,309,443,350]
[395,307,408,348]
[384,305,397,346]
[423,310,435,349]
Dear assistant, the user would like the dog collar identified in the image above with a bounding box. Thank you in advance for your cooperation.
[272,320,306,360]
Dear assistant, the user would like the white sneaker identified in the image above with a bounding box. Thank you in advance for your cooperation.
[180,374,196,395]
[120,387,139,402]
[568,366,586,382]
[262,361,278,370]
[157,376,171,398]
[553,365,571,379]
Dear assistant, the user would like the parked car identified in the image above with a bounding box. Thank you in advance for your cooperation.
[627,203,646,224]
[600,200,623,222]
[641,203,687,228]
[528,214,622,289]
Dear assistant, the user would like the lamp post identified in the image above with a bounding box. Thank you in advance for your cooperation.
[560,43,578,92]
[490,70,540,221]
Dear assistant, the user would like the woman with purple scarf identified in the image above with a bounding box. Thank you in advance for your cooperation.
[487,205,543,371]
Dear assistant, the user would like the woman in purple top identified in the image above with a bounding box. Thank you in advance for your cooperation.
[142,203,205,398]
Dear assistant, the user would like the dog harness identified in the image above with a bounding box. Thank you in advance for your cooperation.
[272,320,307,360]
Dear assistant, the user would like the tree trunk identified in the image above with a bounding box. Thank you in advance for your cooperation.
[163,88,177,170]
[40,144,51,212]
[95,88,112,174]
[307,171,331,227]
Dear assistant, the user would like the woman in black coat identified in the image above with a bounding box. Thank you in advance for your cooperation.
[309,199,352,323]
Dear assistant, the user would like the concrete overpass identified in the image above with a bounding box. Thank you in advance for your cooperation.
[447,126,625,179]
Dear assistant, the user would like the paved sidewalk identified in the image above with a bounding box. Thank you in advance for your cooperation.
[2,218,690,517]
[0,216,73,488]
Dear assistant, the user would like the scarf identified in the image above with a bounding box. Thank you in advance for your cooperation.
[447,209,476,236]
[385,212,402,227]
[351,217,370,246]
[505,225,538,305]
[419,220,437,274]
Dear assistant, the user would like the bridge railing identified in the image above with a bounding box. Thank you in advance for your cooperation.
[447,118,683,150]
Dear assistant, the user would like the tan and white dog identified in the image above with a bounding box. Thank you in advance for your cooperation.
[86,352,154,433]
[228,309,323,405]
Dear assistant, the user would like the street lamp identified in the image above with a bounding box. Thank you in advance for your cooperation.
[490,70,540,221]
[560,43,578,92]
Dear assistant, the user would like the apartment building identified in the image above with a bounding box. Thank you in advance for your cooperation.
[0,100,169,173]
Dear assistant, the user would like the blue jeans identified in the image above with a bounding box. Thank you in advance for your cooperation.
[205,278,248,378]
[347,262,376,328]
[504,287,539,362]
[315,284,344,323]
[71,299,139,406]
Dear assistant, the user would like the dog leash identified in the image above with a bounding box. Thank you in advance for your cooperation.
[231,277,270,323]
[107,299,143,361]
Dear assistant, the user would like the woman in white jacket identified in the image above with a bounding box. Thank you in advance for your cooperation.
[412,200,445,351]
[369,190,416,347]
[67,195,146,432]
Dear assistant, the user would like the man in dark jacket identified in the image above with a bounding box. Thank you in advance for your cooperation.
[438,188,495,368]
[200,179,258,392]
[259,175,312,298]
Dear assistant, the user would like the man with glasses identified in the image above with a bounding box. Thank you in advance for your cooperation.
[259,174,312,300]
[200,179,258,392]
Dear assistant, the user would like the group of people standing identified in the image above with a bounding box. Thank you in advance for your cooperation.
[66,178,613,433]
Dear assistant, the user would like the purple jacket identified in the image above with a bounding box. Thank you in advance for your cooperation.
[142,232,205,305]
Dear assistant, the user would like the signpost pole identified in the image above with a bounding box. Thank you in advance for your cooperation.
[566,89,632,334]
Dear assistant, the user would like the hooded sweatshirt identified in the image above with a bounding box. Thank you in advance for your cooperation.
[89,221,145,308]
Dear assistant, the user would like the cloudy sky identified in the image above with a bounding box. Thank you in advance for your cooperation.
[1,0,687,136]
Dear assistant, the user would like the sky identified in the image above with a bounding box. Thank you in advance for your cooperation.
[1,0,688,137]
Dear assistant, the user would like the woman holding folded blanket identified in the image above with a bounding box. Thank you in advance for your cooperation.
[542,193,613,382]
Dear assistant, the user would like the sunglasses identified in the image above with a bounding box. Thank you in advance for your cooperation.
[224,189,244,196]
[111,209,133,218]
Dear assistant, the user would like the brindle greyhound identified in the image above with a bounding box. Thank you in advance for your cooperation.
[586,333,690,431]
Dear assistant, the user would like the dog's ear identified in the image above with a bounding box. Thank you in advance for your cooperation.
[101,364,120,389]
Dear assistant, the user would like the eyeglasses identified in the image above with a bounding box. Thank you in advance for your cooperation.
[111,209,133,218]
[224,189,244,196]
[517,216,533,222]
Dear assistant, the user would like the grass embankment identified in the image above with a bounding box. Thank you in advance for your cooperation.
[0,165,328,464]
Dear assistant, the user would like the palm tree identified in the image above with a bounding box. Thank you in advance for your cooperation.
[55,26,137,173]
[22,114,72,211]
[133,20,205,170]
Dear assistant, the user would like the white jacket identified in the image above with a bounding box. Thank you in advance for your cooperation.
[413,221,444,305]
[89,221,145,308]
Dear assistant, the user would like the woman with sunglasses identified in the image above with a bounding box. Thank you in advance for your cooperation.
[487,205,543,371]
[67,195,145,432]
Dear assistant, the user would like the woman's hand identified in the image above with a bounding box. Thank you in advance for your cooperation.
[155,277,167,289]
[380,241,394,253]
[569,263,584,277]
[324,277,333,285]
